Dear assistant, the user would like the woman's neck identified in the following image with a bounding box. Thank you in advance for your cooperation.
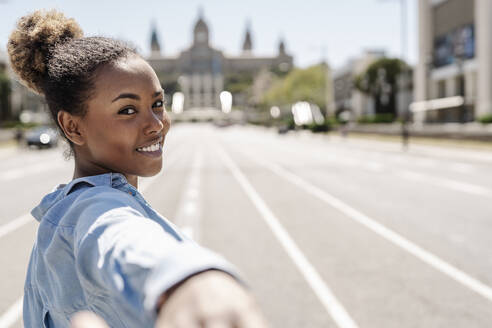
[73,158,138,189]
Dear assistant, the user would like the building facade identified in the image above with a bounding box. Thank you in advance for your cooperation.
[414,0,492,122]
[333,50,386,119]
[147,12,293,111]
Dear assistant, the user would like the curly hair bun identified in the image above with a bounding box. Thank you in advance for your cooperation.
[7,10,83,94]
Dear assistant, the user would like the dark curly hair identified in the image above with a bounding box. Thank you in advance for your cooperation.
[7,9,137,154]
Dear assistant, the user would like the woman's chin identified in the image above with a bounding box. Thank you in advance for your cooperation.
[139,164,163,178]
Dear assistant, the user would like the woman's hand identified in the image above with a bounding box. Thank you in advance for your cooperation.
[156,270,269,328]
[70,311,109,328]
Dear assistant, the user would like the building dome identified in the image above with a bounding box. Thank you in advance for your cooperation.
[193,9,209,45]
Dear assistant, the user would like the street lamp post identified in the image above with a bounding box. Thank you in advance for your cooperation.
[399,0,410,150]
[454,40,466,123]
[380,0,409,150]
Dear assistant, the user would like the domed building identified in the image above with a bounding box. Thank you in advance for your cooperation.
[147,11,293,111]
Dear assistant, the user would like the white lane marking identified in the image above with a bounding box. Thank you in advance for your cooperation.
[0,147,17,161]
[413,158,437,168]
[0,297,22,328]
[0,147,185,241]
[216,146,359,328]
[174,151,203,243]
[362,161,385,172]
[247,140,486,196]
[239,150,492,303]
[395,169,492,197]
[0,214,33,240]
[268,140,489,197]
[0,161,66,182]
[0,145,186,326]
[448,163,474,174]
[2,150,62,169]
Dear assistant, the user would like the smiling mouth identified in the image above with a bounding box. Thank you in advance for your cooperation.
[136,138,163,156]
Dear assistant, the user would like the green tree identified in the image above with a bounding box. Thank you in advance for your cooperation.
[354,58,407,119]
[224,73,253,95]
[0,70,11,122]
[262,64,327,110]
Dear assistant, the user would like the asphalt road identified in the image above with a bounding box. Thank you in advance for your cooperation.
[0,123,491,327]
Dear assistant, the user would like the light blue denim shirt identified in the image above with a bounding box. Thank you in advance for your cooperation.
[24,173,238,328]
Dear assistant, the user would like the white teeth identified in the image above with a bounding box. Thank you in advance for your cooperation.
[137,141,160,152]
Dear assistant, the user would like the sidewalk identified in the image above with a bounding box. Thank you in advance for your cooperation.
[348,122,492,141]
[315,132,492,166]
[250,125,492,165]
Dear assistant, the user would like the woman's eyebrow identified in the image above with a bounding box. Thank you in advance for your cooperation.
[112,93,140,102]
[111,90,164,103]
[153,90,164,98]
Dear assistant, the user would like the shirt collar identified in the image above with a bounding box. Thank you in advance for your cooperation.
[31,173,129,222]
[64,172,130,195]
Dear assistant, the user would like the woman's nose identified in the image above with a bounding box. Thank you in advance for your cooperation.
[143,109,164,135]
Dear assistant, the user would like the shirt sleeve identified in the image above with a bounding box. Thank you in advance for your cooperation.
[72,189,241,322]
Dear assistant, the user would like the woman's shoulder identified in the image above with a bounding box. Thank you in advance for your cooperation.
[56,185,146,228]
[65,173,142,210]
[75,185,144,213]
[36,173,146,228]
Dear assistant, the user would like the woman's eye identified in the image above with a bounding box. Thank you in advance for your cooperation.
[118,107,136,115]
[153,100,164,108]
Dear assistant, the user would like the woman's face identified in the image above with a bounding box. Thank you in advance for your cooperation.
[77,55,170,181]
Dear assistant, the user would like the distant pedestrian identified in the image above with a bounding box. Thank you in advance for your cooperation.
[14,127,23,146]
[401,110,411,151]
[339,110,351,138]
[8,10,268,328]
[401,121,409,151]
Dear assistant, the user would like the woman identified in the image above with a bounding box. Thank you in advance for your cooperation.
[8,10,267,328]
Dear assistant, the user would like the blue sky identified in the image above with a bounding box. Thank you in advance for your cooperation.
[0,0,417,70]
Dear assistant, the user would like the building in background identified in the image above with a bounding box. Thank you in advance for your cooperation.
[1,48,50,124]
[333,50,386,119]
[3,11,293,123]
[414,0,492,123]
[147,11,293,111]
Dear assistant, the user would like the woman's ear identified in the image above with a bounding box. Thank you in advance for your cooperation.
[57,110,85,146]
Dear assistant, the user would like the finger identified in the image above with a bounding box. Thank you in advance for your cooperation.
[156,310,201,328]
[70,311,109,328]
[236,311,270,328]
[204,321,231,328]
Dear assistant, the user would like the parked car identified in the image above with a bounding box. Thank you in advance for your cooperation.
[26,126,59,148]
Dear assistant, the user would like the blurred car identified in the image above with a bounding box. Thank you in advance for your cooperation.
[25,126,59,148]
[277,124,292,134]
[213,118,234,128]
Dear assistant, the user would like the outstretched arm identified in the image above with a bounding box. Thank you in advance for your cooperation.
[70,271,269,328]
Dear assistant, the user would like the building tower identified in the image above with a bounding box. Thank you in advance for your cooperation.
[145,9,294,113]
[242,21,253,54]
[150,22,161,57]
[278,38,286,56]
[193,9,209,46]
